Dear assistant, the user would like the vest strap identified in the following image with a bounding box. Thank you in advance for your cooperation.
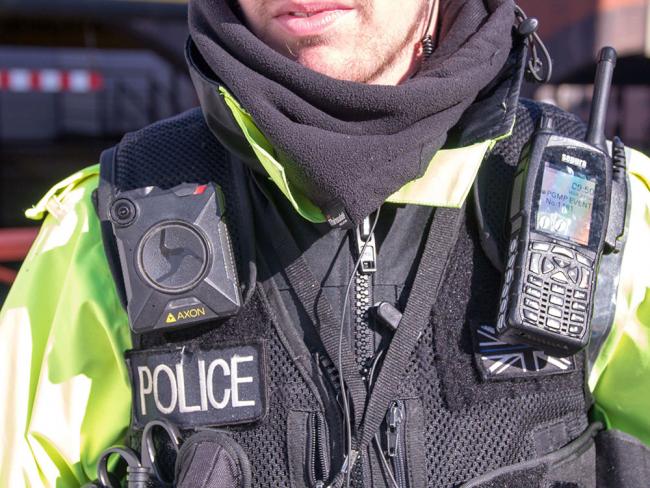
[357,206,465,450]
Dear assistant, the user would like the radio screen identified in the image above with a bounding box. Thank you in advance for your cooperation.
[536,162,596,245]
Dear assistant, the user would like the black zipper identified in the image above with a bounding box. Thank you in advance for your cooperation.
[354,272,373,371]
[307,412,330,488]
[353,215,377,376]
[386,400,408,488]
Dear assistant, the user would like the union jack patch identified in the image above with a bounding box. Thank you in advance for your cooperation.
[473,324,575,381]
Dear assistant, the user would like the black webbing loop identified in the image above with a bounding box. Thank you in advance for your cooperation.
[250,176,367,429]
[327,205,464,488]
[358,206,464,451]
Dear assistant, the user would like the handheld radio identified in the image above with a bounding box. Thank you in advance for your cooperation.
[496,47,617,357]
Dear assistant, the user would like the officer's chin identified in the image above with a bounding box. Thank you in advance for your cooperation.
[292,46,370,83]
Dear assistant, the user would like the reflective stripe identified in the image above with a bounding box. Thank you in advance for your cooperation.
[0,69,104,93]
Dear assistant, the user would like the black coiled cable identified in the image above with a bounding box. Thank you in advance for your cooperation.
[515,4,553,83]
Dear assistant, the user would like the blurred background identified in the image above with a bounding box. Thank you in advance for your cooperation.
[0,0,648,302]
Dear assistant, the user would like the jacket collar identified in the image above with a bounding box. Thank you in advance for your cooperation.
[186,36,527,220]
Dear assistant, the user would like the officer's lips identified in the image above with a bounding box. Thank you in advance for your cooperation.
[274,2,354,37]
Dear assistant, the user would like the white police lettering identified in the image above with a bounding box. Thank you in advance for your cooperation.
[137,355,257,415]
[138,366,153,416]
[153,364,177,414]
[207,358,231,409]
[197,359,209,411]
[176,363,201,413]
[231,355,255,407]
[129,345,265,428]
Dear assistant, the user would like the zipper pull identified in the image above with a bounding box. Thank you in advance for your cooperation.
[386,402,405,457]
[355,215,377,274]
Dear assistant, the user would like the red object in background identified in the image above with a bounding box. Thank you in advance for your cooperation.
[0,69,103,93]
[0,266,17,284]
[0,228,39,285]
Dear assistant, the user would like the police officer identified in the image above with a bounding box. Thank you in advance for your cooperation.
[2,0,650,487]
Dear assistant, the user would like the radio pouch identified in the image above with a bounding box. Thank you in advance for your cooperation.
[174,430,252,488]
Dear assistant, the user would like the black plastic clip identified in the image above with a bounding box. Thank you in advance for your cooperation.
[515,5,553,83]
[372,302,402,332]
[604,137,629,254]
[91,419,182,488]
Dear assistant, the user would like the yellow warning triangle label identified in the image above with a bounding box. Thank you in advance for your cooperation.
[165,313,177,324]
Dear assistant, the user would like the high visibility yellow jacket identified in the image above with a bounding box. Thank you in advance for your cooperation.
[1,138,649,487]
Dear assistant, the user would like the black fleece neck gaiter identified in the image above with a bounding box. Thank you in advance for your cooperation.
[189,0,515,226]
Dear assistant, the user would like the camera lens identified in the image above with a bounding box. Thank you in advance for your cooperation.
[111,199,137,226]
[139,223,208,292]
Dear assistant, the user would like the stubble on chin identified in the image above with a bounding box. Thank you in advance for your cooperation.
[254,0,427,84]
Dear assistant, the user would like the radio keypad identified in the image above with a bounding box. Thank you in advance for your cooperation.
[570,313,585,323]
[541,258,555,274]
[525,286,542,299]
[579,269,591,290]
[567,267,580,284]
[529,253,541,274]
[524,310,539,322]
[572,302,586,312]
[524,298,540,310]
[521,240,593,339]
[551,284,566,294]
[553,256,570,268]
[551,272,568,284]
[552,246,574,259]
[546,318,561,330]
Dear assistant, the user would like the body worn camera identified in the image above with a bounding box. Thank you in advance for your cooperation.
[109,182,241,334]
[496,48,617,357]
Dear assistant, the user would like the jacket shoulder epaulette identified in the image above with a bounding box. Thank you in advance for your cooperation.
[106,108,232,192]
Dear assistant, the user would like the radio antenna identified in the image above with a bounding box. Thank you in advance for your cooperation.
[586,47,617,153]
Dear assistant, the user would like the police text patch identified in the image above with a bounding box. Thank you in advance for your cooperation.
[126,342,267,428]
[473,324,575,381]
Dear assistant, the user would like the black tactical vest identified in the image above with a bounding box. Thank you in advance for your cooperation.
[96,100,650,488]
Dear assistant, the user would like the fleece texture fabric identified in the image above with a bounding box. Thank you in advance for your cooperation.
[188,0,515,225]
